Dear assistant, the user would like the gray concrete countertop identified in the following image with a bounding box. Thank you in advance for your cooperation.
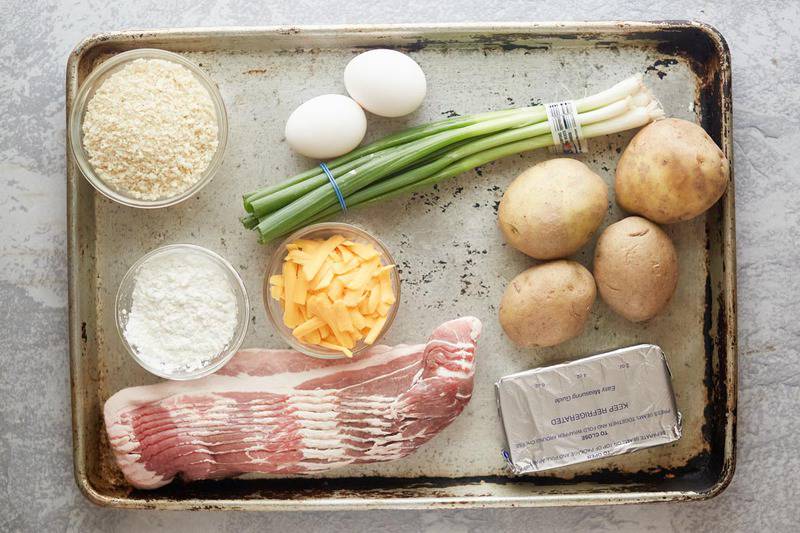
[1,1,797,531]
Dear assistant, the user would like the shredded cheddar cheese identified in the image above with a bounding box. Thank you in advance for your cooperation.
[270,236,396,357]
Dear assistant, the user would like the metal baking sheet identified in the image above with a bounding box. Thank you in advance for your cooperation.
[66,21,736,510]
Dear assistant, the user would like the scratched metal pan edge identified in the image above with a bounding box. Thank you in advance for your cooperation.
[66,20,735,510]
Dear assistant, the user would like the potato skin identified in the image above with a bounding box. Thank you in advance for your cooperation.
[499,159,608,259]
[615,118,729,224]
[499,260,596,347]
[593,217,678,322]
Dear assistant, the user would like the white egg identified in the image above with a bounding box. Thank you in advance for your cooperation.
[285,94,367,159]
[344,49,427,117]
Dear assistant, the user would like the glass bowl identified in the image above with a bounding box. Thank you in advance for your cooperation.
[68,48,228,208]
[115,244,249,380]
[264,223,401,359]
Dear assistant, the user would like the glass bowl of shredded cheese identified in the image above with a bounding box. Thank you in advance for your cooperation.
[69,48,228,208]
[115,244,250,380]
[264,223,401,359]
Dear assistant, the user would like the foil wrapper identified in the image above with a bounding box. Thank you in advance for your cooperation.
[495,344,682,474]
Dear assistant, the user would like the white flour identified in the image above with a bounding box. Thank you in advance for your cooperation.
[123,252,238,374]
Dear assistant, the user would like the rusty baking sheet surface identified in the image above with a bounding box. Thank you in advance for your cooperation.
[67,21,736,510]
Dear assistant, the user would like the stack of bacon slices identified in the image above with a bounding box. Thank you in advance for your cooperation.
[104,317,481,489]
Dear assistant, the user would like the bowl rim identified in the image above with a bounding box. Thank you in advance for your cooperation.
[263,222,401,360]
[115,243,250,380]
[68,48,229,209]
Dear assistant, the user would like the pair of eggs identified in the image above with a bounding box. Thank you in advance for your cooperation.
[285,49,427,159]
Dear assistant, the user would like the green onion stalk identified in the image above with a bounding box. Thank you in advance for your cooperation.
[242,74,664,243]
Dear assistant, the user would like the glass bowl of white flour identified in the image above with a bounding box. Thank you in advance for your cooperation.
[115,244,249,380]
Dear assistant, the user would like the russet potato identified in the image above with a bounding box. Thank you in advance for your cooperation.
[615,118,729,224]
[593,216,678,322]
[498,159,608,260]
[499,260,596,347]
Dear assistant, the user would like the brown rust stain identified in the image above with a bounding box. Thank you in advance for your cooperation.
[96,423,129,492]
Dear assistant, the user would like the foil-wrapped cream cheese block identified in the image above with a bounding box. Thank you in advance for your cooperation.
[495,344,682,474]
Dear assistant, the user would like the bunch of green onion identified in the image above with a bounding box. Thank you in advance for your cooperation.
[242,74,663,243]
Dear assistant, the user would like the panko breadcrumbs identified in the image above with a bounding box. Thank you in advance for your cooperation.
[82,58,219,200]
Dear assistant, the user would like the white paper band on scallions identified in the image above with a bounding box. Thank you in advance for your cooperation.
[545,100,586,154]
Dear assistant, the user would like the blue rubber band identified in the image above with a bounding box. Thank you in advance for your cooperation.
[320,162,347,213]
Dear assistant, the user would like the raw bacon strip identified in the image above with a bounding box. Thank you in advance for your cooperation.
[104,317,481,489]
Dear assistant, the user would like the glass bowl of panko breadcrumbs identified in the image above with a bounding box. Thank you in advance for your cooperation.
[69,48,228,208]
